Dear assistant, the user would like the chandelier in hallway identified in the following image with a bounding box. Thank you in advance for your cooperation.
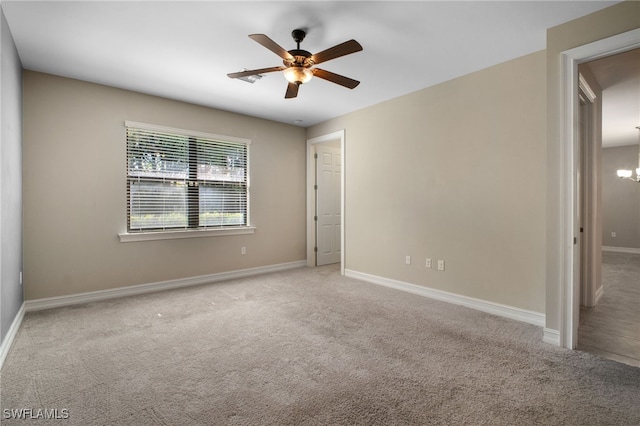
[616,126,640,182]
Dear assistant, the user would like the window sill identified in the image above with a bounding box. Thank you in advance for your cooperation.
[118,226,256,243]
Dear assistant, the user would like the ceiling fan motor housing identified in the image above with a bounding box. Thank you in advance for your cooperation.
[285,29,314,68]
[284,50,314,68]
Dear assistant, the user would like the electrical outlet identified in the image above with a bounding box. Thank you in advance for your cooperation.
[426,258,432,268]
[437,260,445,271]
[405,255,411,265]
[611,232,617,238]
[241,247,247,255]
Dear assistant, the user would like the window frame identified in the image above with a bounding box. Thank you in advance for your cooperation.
[119,121,254,243]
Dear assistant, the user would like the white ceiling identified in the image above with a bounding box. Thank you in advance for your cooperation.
[2,0,623,128]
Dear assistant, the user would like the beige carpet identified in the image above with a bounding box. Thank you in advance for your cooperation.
[1,265,639,425]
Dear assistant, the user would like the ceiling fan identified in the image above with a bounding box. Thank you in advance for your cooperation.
[227,29,363,99]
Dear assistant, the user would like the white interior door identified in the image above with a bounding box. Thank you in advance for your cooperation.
[316,145,341,266]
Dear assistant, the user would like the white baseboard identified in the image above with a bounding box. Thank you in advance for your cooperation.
[543,328,560,346]
[345,269,545,327]
[25,260,307,312]
[0,303,25,370]
[595,285,604,305]
[602,246,640,255]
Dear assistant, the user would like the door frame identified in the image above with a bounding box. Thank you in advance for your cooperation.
[306,130,345,274]
[577,75,599,309]
[559,28,640,349]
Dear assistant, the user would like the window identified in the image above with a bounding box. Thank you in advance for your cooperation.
[124,122,250,237]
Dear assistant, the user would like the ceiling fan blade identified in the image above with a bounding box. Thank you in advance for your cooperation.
[227,66,285,79]
[249,34,293,60]
[311,39,363,65]
[285,82,300,99]
[312,68,360,89]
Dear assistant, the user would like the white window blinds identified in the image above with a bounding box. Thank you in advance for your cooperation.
[126,122,250,232]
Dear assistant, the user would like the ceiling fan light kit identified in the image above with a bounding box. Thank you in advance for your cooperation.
[227,28,362,99]
[283,67,313,85]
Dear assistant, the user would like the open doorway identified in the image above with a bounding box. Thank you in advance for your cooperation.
[577,48,640,367]
[558,28,639,351]
[306,130,345,273]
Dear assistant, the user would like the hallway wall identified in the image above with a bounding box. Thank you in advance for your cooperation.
[602,145,640,249]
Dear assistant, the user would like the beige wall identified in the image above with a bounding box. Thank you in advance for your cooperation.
[23,71,307,300]
[602,145,640,248]
[545,1,640,331]
[1,7,24,343]
[308,51,547,313]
